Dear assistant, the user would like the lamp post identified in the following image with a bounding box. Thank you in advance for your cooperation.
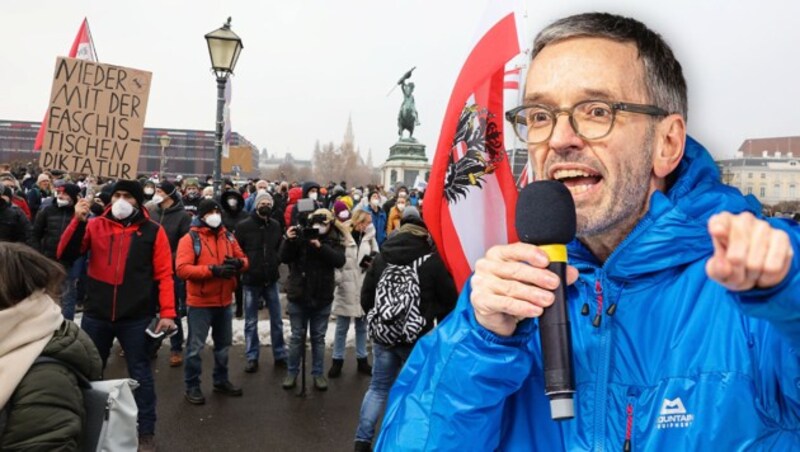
[205,17,243,196]
[159,134,171,179]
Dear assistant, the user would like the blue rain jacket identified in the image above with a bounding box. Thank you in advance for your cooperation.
[376,137,800,451]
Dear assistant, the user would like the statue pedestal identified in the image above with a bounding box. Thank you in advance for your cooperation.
[381,138,431,189]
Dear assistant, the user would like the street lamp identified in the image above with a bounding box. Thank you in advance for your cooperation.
[205,17,243,195]
[159,134,171,179]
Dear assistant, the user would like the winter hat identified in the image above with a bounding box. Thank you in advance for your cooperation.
[157,180,180,202]
[197,198,221,218]
[58,183,81,204]
[401,206,421,223]
[184,177,200,188]
[254,192,273,207]
[37,174,50,184]
[111,180,145,207]
[96,191,112,206]
[333,201,351,221]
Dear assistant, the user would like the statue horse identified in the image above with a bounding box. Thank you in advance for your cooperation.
[397,82,419,138]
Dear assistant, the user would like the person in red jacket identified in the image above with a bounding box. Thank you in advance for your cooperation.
[56,179,175,451]
[176,198,249,405]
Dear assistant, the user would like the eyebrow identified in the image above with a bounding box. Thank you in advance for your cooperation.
[523,88,618,105]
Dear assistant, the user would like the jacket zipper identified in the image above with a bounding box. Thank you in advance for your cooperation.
[593,272,611,452]
[111,232,121,320]
[108,235,114,266]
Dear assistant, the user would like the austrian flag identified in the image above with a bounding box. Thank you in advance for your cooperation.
[423,1,526,289]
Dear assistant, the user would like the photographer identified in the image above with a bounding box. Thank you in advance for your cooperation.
[329,205,379,378]
[176,199,249,405]
[279,208,346,391]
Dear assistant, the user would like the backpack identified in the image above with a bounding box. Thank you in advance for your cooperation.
[189,229,235,264]
[367,253,432,346]
[33,356,139,452]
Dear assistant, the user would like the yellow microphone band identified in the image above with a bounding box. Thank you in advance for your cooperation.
[539,244,568,263]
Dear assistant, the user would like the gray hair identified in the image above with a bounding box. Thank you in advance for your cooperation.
[532,12,688,121]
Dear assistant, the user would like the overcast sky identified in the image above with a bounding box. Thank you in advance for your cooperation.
[3,1,799,164]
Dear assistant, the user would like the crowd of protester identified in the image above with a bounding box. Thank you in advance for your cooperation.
[0,164,456,452]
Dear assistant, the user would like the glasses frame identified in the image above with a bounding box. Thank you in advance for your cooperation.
[505,100,670,144]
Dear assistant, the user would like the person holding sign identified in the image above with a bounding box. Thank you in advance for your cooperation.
[57,179,175,450]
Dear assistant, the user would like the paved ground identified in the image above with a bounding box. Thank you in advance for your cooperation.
[105,343,373,452]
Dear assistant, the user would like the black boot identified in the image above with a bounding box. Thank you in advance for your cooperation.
[357,358,372,376]
[328,358,344,378]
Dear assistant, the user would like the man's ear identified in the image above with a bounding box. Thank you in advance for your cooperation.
[653,114,686,178]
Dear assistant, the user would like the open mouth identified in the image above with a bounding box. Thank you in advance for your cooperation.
[550,168,603,196]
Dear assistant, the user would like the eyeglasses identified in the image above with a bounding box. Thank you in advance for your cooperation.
[505,100,669,144]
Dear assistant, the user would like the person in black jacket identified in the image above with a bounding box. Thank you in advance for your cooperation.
[221,189,248,318]
[30,183,82,320]
[279,208,345,391]
[0,185,31,244]
[353,208,458,450]
[234,192,287,373]
[147,180,192,366]
[288,181,321,226]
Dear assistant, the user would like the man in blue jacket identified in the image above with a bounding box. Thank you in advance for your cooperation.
[377,12,800,451]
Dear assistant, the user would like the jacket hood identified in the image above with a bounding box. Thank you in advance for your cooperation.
[380,228,432,265]
[568,136,760,281]
[41,320,103,380]
[288,187,303,204]
[220,190,245,214]
[302,181,320,198]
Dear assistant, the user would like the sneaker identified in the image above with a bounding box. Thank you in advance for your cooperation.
[244,360,258,373]
[313,375,328,391]
[282,374,297,389]
[274,358,287,369]
[354,440,372,452]
[213,381,243,397]
[169,351,183,367]
[138,434,157,452]
[328,358,343,378]
[184,387,205,405]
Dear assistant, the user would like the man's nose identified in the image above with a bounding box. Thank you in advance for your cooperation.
[548,114,584,152]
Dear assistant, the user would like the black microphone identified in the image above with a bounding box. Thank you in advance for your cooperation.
[515,180,576,421]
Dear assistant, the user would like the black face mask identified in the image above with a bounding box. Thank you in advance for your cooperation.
[257,206,272,218]
[186,192,200,200]
[90,203,105,216]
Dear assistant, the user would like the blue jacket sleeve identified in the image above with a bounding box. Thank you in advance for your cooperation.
[375,280,540,451]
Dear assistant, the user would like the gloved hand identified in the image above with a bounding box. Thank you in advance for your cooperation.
[223,256,244,270]
[210,264,237,279]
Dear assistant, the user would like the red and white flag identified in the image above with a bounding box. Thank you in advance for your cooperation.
[33,18,98,151]
[423,1,525,289]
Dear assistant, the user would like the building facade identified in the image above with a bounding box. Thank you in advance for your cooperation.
[0,119,259,179]
[717,136,800,205]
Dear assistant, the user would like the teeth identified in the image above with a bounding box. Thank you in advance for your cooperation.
[552,169,595,180]
[567,184,594,195]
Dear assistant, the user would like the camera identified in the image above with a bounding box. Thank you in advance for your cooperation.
[359,252,377,269]
[294,199,321,241]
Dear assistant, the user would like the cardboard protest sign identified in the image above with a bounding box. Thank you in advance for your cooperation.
[39,57,152,179]
[222,145,253,173]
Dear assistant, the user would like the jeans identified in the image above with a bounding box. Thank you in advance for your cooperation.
[81,315,157,435]
[355,342,412,443]
[287,302,331,377]
[184,306,232,389]
[60,257,85,321]
[169,276,187,352]
[333,316,368,360]
[243,283,287,362]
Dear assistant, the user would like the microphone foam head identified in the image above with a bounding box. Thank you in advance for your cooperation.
[515,181,577,244]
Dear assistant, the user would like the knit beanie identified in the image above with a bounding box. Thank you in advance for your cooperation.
[157,180,180,203]
[254,192,273,207]
[111,180,145,207]
[333,200,351,221]
[59,183,81,204]
[197,199,221,218]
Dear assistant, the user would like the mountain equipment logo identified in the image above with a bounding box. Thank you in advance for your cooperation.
[656,397,694,429]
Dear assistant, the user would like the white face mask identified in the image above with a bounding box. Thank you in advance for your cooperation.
[111,199,134,220]
[353,195,361,202]
[257,188,267,195]
[397,204,406,212]
[204,195,213,200]
[204,213,222,228]
[313,224,329,235]
[227,198,238,208]
[56,198,70,207]
[144,187,154,196]
[370,199,380,208]
[151,194,164,205]
[337,209,350,220]
[309,192,318,201]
